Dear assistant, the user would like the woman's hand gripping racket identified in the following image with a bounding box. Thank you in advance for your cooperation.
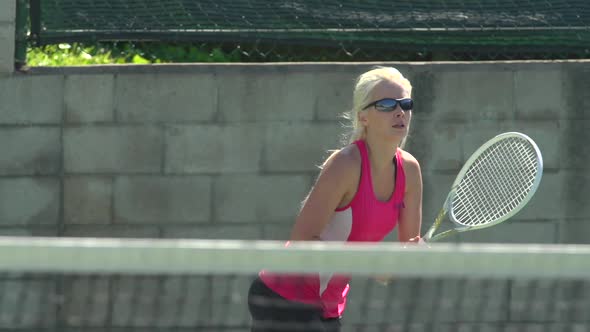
[423,132,543,242]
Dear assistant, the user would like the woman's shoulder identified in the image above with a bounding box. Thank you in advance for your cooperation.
[398,149,419,164]
[398,149,421,172]
[320,144,362,177]
[400,149,422,192]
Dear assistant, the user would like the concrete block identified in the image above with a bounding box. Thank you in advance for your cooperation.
[456,220,557,244]
[413,324,502,332]
[64,126,162,173]
[421,173,455,235]
[564,64,590,120]
[165,123,264,174]
[517,172,561,221]
[383,226,398,242]
[114,176,212,224]
[65,74,115,123]
[0,226,57,236]
[0,127,61,175]
[315,72,357,121]
[115,73,216,122]
[211,275,254,327]
[461,123,507,162]
[406,120,466,172]
[0,280,56,328]
[505,324,588,332]
[216,71,315,122]
[262,224,291,240]
[409,67,436,119]
[63,225,160,238]
[111,276,211,327]
[214,174,310,223]
[561,170,590,219]
[515,69,564,120]
[60,330,119,332]
[0,1,16,22]
[434,279,508,323]
[345,278,508,325]
[61,277,110,326]
[341,317,588,332]
[0,24,14,75]
[0,178,60,226]
[431,70,514,121]
[552,281,590,323]
[339,323,433,332]
[64,176,112,224]
[162,224,263,240]
[560,120,590,170]
[498,121,560,170]
[0,76,64,124]
[509,280,590,323]
[281,72,319,121]
[263,122,343,172]
[560,219,590,244]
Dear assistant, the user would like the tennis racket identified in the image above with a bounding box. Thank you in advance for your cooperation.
[423,132,543,242]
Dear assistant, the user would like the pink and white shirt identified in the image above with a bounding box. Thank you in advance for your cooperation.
[259,140,406,318]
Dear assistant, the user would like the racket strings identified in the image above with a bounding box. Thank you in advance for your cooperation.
[455,142,535,225]
[476,142,535,211]
[455,140,537,225]
[457,151,511,224]
[454,146,509,223]
[452,137,540,227]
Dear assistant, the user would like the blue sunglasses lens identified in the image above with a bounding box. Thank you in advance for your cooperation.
[375,99,413,112]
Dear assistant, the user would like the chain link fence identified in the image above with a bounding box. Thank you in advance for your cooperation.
[19,0,590,63]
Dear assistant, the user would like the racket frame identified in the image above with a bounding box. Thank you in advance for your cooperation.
[425,132,543,242]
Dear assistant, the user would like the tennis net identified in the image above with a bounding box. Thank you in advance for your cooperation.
[0,236,589,331]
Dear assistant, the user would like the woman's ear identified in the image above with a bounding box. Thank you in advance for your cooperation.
[358,110,368,127]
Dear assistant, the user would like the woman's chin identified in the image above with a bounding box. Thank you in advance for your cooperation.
[388,128,407,139]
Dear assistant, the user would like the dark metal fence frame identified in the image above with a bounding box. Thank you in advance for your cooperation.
[13,0,590,66]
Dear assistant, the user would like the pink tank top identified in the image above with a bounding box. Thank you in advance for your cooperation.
[259,140,406,318]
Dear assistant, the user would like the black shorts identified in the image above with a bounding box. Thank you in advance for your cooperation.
[247,276,341,332]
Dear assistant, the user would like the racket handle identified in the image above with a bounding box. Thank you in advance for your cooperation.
[428,228,459,242]
[424,208,446,241]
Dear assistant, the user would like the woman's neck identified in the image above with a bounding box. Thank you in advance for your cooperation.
[364,135,399,170]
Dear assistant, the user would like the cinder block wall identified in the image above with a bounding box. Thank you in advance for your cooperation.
[2,4,590,329]
[1,62,589,244]
[0,1,15,75]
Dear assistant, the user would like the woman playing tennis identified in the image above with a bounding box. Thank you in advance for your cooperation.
[248,66,423,332]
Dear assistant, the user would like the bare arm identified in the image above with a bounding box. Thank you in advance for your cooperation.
[374,151,423,285]
[290,150,357,241]
[397,152,423,243]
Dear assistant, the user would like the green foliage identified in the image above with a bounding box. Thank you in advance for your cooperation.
[27,44,117,66]
[26,42,243,66]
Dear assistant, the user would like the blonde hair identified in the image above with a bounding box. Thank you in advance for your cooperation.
[342,66,413,148]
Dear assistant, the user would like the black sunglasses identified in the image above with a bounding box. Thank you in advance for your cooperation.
[362,98,413,112]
